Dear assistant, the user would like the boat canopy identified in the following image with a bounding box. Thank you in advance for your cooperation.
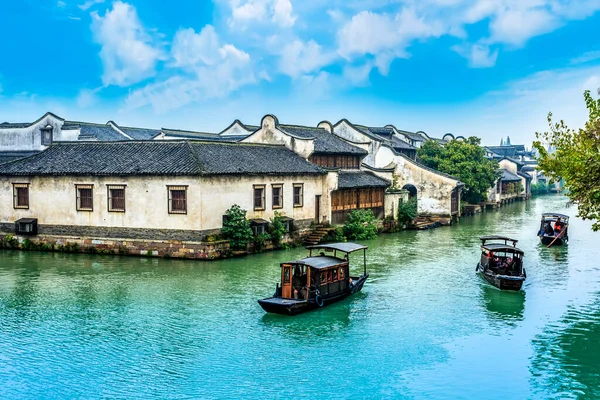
[541,213,569,220]
[287,256,346,270]
[482,243,524,255]
[479,235,518,246]
[306,243,368,254]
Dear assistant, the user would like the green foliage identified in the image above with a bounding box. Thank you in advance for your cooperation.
[534,90,600,230]
[418,137,499,204]
[85,246,98,254]
[221,204,254,251]
[41,243,54,252]
[320,227,346,243]
[146,249,153,257]
[22,239,39,251]
[64,243,80,253]
[397,198,418,225]
[253,233,270,252]
[268,212,286,248]
[531,182,550,195]
[507,182,516,195]
[343,209,378,240]
[3,235,19,249]
[118,245,129,255]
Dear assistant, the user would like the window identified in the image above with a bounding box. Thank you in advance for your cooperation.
[76,185,94,211]
[168,186,187,214]
[293,184,303,207]
[272,184,283,209]
[41,126,53,146]
[107,185,126,212]
[253,185,265,210]
[13,183,29,209]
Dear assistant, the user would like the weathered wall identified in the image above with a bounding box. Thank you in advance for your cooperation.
[0,174,329,232]
[333,121,379,166]
[384,190,409,219]
[0,114,77,151]
[242,116,315,159]
[499,159,518,174]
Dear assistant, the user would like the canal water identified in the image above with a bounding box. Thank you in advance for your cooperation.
[1,195,599,399]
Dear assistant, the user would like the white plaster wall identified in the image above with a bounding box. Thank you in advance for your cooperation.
[0,174,329,231]
[384,191,409,219]
[374,146,396,168]
[499,159,518,174]
[0,115,66,151]
[220,122,253,136]
[333,121,378,165]
[241,116,314,159]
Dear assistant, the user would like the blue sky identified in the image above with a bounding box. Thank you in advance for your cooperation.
[1,0,600,145]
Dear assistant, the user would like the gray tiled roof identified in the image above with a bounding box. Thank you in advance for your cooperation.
[389,137,416,151]
[0,122,31,129]
[396,129,425,142]
[0,151,41,164]
[119,126,161,140]
[366,126,394,138]
[500,169,522,182]
[161,129,244,142]
[337,170,390,189]
[0,141,326,176]
[63,122,129,141]
[279,124,367,155]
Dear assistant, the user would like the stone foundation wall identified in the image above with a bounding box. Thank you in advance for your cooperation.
[0,218,314,260]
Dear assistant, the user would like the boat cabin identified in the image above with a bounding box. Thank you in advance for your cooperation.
[538,213,569,245]
[259,242,369,315]
[479,236,524,278]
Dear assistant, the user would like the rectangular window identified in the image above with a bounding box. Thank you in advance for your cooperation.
[293,184,303,207]
[13,183,29,209]
[76,185,94,211]
[41,127,53,146]
[253,185,265,210]
[168,186,187,214]
[107,185,126,212]
[272,184,283,209]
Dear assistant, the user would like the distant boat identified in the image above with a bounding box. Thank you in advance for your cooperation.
[538,213,569,247]
[258,243,369,315]
[476,236,526,291]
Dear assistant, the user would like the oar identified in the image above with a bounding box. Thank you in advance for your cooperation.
[547,228,566,248]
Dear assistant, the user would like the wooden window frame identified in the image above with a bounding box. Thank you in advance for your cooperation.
[272,184,283,209]
[12,183,30,209]
[293,183,304,208]
[253,185,266,211]
[107,185,126,213]
[167,185,188,214]
[75,184,94,212]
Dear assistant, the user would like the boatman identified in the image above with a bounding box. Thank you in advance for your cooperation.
[554,217,565,236]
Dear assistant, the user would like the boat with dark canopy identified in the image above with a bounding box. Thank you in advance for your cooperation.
[258,243,369,315]
[476,236,526,291]
[537,213,569,246]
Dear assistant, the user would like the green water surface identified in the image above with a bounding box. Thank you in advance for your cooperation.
[1,195,599,399]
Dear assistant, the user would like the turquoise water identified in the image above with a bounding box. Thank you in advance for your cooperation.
[1,195,599,399]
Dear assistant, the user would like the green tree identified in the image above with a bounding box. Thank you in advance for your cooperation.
[268,211,286,248]
[533,90,600,230]
[221,204,253,250]
[418,137,499,204]
[397,198,417,225]
[343,209,378,240]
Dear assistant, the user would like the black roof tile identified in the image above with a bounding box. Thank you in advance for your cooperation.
[279,124,367,155]
[337,170,390,189]
[0,151,41,164]
[0,141,326,177]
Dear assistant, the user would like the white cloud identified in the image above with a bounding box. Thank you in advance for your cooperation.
[125,25,256,112]
[76,88,101,108]
[272,0,295,27]
[452,42,499,68]
[487,5,560,47]
[57,1,67,8]
[78,0,104,11]
[279,39,334,78]
[91,1,162,87]
[571,50,600,65]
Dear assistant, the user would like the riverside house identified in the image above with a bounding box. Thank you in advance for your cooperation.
[0,140,336,257]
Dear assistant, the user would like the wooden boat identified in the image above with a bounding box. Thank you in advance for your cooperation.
[258,243,369,315]
[537,213,569,246]
[475,236,526,291]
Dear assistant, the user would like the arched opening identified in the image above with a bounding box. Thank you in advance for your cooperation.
[402,184,418,199]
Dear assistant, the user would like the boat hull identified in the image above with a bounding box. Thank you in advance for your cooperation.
[539,235,567,246]
[476,263,525,291]
[258,274,368,315]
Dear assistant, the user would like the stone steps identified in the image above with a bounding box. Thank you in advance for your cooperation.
[304,225,336,245]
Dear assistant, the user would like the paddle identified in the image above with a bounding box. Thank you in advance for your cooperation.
[547,227,566,248]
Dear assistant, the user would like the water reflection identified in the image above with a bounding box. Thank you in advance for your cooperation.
[481,285,525,324]
[531,293,600,398]
[536,243,570,287]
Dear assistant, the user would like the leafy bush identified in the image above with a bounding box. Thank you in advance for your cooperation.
[253,233,271,252]
[221,204,254,251]
[531,182,550,195]
[268,212,286,248]
[321,227,346,243]
[397,198,418,225]
[343,209,378,240]
[3,235,19,249]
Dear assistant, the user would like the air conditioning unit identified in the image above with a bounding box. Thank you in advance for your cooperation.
[15,218,38,235]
